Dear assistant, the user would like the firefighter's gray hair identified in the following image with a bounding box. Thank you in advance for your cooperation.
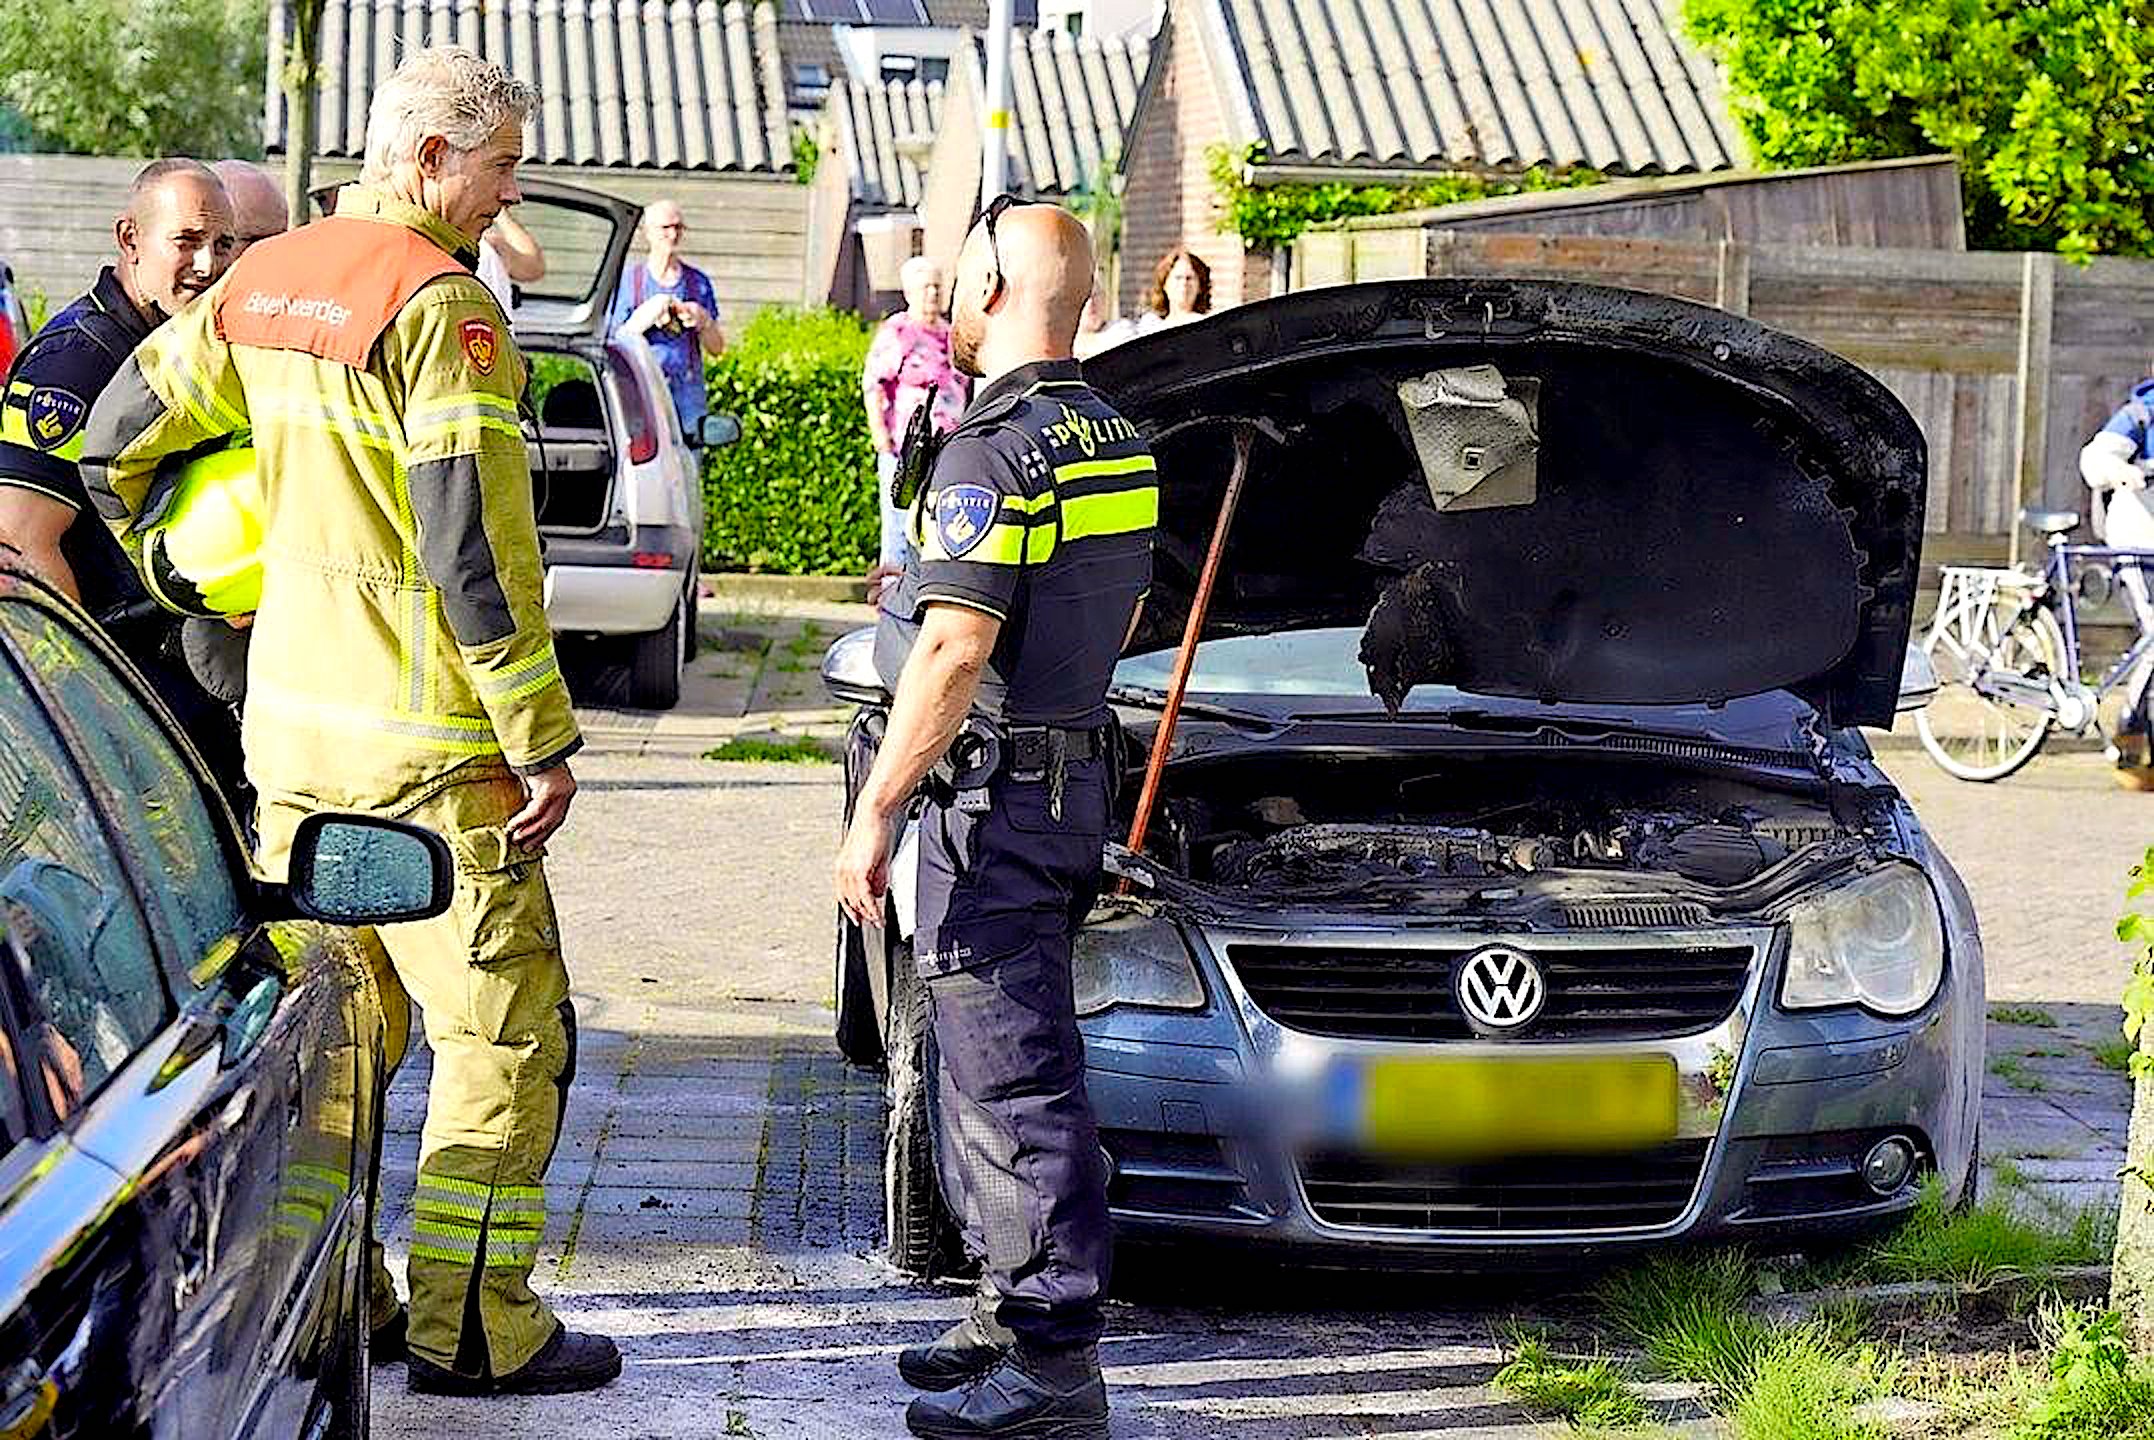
[361,46,535,179]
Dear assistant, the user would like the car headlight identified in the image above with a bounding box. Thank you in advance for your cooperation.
[1072,913,1205,1018]
[1780,865,1945,1016]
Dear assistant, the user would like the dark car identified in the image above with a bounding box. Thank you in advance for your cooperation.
[0,565,451,1438]
[827,279,1983,1275]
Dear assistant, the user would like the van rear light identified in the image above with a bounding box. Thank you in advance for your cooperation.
[632,552,672,569]
[605,343,660,465]
[0,311,15,373]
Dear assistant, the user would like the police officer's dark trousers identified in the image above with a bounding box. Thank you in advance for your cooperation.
[914,755,1112,1352]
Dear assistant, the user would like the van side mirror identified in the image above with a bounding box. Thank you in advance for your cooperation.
[700,413,742,448]
[286,814,455,925]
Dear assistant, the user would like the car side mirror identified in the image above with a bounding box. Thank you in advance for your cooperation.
[821,626,890,706]
[700,412,742,448]
[287,814,455,925]
[1896,642,1939,714]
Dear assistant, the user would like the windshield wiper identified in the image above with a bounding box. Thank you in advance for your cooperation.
[1106,686,1277,728]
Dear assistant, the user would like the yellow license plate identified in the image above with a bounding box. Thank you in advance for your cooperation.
[1357,1053,1680,1161]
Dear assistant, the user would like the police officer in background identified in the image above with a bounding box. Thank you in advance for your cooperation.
[0,157,246,791]
[835,197,1157,1440]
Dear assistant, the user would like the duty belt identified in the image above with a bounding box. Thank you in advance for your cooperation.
[937,721,1106,820]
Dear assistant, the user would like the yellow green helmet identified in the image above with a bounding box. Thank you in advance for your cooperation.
[139,445,264,619]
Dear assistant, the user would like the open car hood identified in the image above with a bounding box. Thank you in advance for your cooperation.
[1082,280,1927,730]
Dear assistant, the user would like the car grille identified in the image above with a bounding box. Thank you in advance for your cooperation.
[1299,1140,1711,1233]
[1224,941,1753,1041]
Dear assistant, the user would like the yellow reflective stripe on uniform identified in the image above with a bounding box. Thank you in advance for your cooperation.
[159,351,246,433]
[1053,454,1157,486]
[250,392,399,452]
[475,645,564,704]
[405,391,522,449]
[251,678,501,755]
[1001,491,1057,516]
[1060,486,1158,542]
[0,404,84,462]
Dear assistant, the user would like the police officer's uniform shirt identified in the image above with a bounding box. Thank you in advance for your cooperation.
[0,267,155,616]
[876,358,1157,729]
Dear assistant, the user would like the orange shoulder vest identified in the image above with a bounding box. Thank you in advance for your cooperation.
[215,215,466,369]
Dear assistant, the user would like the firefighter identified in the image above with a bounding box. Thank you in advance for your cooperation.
[81,46,618,1396]
[835,198,1157,1440]
[0,158,247,793]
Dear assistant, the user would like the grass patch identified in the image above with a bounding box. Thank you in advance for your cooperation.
[1992,1005,2060,1028]
[2014,1304,2154,1439]
[1598,1250,1772,1397]
[1731,1327,1890,1440]
[702,736,834,763]
[1993,1055,2047,1092]
[2093,1035,2136,1074]
[1857,1176,2110,1288]
[1496,1335,1652,1430]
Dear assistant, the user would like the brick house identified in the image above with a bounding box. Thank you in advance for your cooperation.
[1115,0,1745,315]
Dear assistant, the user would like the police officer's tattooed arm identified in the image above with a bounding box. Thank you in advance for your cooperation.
[834,602,1001,924]
[0,489,80,601]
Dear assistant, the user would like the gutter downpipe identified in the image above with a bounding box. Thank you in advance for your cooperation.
[981,0,1014,205]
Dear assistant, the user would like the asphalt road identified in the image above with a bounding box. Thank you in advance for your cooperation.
[367,602,2143,1439]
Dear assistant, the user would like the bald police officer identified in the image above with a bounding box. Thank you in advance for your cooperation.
[835,198,1157,1440]
[0,158,244,789]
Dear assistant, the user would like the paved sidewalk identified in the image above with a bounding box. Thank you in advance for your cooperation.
[365,595,2140,1439]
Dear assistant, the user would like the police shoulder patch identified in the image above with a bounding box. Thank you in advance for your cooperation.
[459,316,498,375]
[24,387,87,452]
[935,483,1001,560]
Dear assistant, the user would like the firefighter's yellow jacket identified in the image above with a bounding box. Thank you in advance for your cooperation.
[82,185,579,810]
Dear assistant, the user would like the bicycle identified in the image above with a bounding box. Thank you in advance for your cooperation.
[1916,506,2154,781]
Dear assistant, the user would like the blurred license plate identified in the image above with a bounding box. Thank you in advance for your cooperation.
[1355,1054,1679,1160]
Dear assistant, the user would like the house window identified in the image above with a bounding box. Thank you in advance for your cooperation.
[793,62,833,96]
[793,0,930,19]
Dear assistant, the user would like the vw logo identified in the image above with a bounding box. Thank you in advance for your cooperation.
[1454,946,1547,1033]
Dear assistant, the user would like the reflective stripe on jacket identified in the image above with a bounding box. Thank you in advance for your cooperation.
[82,185,579,809]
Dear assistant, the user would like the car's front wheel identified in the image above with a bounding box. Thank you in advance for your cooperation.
[884,952,966,1278]
[625,593,685,710]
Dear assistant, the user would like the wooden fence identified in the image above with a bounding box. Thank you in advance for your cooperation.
[1290,227,2154,570]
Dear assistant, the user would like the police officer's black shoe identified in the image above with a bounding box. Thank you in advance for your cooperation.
[898,1315,1009,1390]
[369,1306,408,1365]
[904,1346,1108,1439]
[406,1324,623,1396]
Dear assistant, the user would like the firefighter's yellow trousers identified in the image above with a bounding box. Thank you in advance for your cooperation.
[259,759,574,1378]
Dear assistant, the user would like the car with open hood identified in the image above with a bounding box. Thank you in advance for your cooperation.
[825,278,1981,1273]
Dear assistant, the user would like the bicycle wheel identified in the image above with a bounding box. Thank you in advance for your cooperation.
[1915,595,2061,781]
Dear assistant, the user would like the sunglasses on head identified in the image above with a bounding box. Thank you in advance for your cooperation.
[978,193,1043,306]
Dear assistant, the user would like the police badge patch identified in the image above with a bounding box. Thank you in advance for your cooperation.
[25,387,86,452]
[935,483,1000,559]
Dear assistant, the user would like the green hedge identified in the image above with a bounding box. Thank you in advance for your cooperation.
[699,306,879,575]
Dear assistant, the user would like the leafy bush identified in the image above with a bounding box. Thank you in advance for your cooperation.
[1206,143,1601,251]
[698,306,878,575]
[1681,0,2154,259]
[0,0,265,158]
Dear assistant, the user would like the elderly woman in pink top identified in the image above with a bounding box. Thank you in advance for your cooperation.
[863,255,970,565]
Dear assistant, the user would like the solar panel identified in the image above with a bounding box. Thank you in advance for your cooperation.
[861,0,929,20]
[793,0,859,20]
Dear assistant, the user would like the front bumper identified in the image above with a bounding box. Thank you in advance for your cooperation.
[1078,916,1973,1261]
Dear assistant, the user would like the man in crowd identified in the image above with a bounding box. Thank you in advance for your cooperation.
[82,45,617,1397]
[607,197,724,440]
[0,158,245,792]
[212,158,290,258]
[835,196,1157,1440]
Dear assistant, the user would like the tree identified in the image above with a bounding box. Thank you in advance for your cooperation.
[1683,0,2154,259]
[0,0,265,160]
[280,0,326,226]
